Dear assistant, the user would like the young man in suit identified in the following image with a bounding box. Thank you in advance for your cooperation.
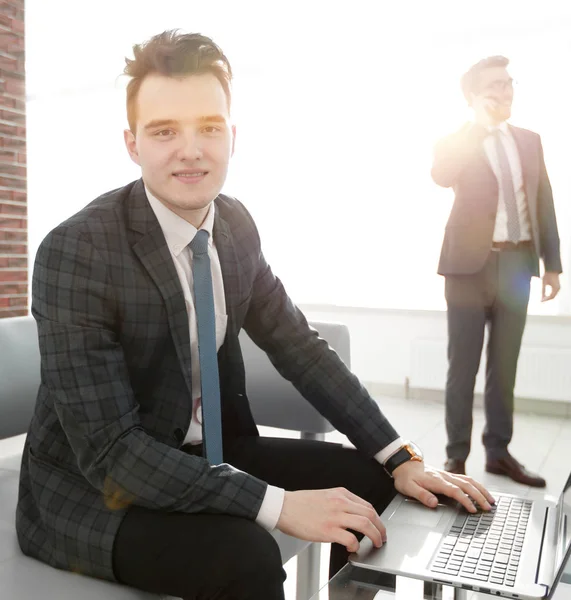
[432,56,562,487]
[17,31,494,599]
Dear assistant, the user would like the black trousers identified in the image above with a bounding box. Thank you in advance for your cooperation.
[112,436,396,599]
[445,247,532,462]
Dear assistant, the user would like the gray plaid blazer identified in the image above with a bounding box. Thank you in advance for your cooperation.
[16,179,399,582]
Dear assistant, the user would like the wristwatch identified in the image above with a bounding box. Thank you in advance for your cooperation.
[384,441,424,477]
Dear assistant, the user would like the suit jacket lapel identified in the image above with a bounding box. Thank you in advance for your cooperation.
[125,180,193,396]
[213,205,243,334]
[509,125,539,226]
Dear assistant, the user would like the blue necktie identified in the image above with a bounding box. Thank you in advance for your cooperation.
[189,230,223,465]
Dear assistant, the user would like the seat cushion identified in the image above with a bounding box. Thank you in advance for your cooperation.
[0,437,163,599]
[0,435,309,596]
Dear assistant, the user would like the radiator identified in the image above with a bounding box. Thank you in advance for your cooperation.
[410,339,571,403]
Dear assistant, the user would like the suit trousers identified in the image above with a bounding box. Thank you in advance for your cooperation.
[444,246,533,462]
[112,435,396,600]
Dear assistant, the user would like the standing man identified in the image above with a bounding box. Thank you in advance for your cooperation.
[432,56,562,487]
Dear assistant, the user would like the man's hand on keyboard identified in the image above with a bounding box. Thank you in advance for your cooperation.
[392,461,496,513]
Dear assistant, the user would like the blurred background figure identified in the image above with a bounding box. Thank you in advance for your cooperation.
[432,56,562,488]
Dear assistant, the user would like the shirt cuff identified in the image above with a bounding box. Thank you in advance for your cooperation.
[374,437,405,465]
[255,485,285,531]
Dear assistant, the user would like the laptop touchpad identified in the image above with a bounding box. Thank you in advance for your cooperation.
[388,499,445,528]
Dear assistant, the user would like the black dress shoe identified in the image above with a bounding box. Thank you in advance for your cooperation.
[444,459,466,475]
[486,453,546,488]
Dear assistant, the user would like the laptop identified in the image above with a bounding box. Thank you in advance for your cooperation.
[350,470,571,599]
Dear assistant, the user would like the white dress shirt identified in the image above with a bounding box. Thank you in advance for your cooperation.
[483,122,531,242]
[146,188,403,530]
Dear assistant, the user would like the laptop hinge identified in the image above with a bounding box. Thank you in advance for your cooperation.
[536,506,557,589]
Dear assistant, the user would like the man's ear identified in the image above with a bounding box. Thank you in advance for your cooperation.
[231,124,237,157]
[124,129,141,166]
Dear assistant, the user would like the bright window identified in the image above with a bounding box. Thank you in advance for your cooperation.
[26,0,571,314]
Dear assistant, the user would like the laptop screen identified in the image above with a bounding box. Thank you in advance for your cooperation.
[548,473,571,598]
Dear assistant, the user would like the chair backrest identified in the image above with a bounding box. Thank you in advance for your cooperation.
[0,316,40,440]
[239,321,350,434]
[0,316,348,440]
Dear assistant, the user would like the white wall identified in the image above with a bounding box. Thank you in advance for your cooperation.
[300,304,571,404]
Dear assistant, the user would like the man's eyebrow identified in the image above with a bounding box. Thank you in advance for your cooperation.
[197,115,226,123]
[143,115,227,130]
[143,119,178,131]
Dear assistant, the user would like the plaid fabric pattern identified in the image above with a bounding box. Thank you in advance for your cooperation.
[16,179,399,582]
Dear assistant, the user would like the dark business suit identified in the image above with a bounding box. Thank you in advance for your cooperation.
[432,123,562,461]
[16,180,398,596]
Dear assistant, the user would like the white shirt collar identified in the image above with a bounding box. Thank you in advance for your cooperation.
[486,121,510,135]
[145,186,215,257]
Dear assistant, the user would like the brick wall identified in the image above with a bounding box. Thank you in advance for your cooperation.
[0,0,26,318]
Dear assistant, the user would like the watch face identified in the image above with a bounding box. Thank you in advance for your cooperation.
[407,441,424,460]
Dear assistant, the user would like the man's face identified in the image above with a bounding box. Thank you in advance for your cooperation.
[473,66,514,121]
[124,73,235,219]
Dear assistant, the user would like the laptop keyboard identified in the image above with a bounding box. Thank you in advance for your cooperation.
[430,495,532,587]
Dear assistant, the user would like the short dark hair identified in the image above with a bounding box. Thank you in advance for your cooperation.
[123,30,232,132]
[461,55,510,102]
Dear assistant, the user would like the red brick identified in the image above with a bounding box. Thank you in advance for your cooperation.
[0,175,25,189]
[0,96,15,109]
[0,217,25,228]
[0,308,27,318]
[8,295,26,306]
[7,255,26,268]
[0,97,25,112]
[0,280,26,293]
[2,0,25,8]
[0,202,26,215]
[0,32,24,55]
[0,164,26,177]
[10,18,24,34]
[0,256,24,270]
[0,296,25,308]
[0,121,18,137]
[0,242,26,253]
[0,32,23,55]
[0,269,26,282]
[7,190,26,202]
[0,149,17,161]
[0,230,26,242]
[0,108,25,124]
[16,151,25,163]
[0,2,19,18]
[0,281,26,295]
[0,135,26,149]
[0,14,12,28]
[0,257,23,269]
[4,77,24,96]
[0,56,18,73]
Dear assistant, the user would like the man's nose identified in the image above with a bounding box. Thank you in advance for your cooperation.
[177,135,203,161]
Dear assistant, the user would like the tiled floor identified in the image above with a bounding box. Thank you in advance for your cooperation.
[272,394,571,600]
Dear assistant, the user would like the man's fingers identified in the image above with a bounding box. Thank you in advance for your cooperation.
[407,476,477,513]
[341,514,383,548]
[403,480,439,509]
[444,475,492,510]
[339,487,375,510]
[342,499,385,538]
[334,528,360,553]
[457,475,496,506]
[442,481,479,513]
